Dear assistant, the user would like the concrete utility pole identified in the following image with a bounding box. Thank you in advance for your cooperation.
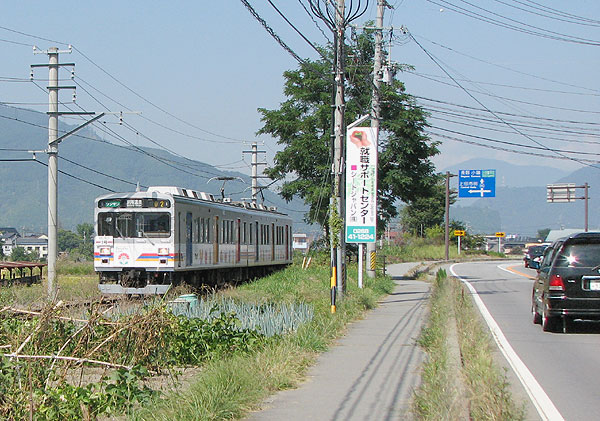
[242,142,267,205]
[32,46,103,300]
[334,0,347,296]
[366,0,386,279]
[444,171,454,261]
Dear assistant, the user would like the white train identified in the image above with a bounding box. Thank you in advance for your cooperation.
[94,186,293,294]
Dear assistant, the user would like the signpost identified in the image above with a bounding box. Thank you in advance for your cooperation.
[345,126,378,289]
[454,230,465,255]
[458,169,496,198]
[547,183,590,232]
[495,232,505,253]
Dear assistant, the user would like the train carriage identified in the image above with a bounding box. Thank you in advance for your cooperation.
[94,186,293,294]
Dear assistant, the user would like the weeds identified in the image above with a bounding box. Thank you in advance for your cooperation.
[413,268,524,421]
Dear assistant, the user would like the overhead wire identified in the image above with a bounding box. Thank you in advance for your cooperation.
[423,0,600,46]
[407,30,600,170]
[409,34,600,94]
[406,67,600,115]
[489,0,600,27]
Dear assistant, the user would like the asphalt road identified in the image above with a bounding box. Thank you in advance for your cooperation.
[451,260,600,421]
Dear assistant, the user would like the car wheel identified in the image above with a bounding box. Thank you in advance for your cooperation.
[532,303,541,324]
[542,304,557,332]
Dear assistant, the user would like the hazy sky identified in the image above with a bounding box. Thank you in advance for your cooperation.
[1,0,599,185]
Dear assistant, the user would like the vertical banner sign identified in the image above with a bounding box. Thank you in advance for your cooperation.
[345,127,378,243]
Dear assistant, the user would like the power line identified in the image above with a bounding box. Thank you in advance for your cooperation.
[424,0,600,46]
[267,0,331,62]
[490,0,600,27]
[297,0,332,42]
[32,159,115,192]
[0,25,69,46]
[406,70,600,98]
[408,30,600,170]
[408,69,600,115]
[415,96,600,126]
[427,114,600,146]
[73,77,243,145]
[59,156,147,189]
[429,126,600,156]
[409,33,600,94]
[431,132,600,164]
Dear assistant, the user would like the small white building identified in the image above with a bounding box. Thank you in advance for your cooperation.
[3,236,48,259]
[292,233,310,253]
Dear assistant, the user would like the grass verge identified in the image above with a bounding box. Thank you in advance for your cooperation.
[413,269,525,421]
[127,260,394,420]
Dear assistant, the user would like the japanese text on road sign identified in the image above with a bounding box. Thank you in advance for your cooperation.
[458,169,496,198]
[345,127,378,243]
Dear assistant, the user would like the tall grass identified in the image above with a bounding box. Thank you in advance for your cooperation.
[132,255,395,420]
[413,268,524,421]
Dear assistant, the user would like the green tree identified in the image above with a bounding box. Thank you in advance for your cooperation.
[58,229,82,253]
[400,178,451,235]
[537,228,551,242]
[76,223,94,259]
[258,29,439,233]
[10,246,33,262]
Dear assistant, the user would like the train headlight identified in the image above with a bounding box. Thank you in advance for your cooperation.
[158,248,169,256]
[99,247,111,256]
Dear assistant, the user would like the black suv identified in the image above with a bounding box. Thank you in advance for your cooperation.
[532,232,600,332]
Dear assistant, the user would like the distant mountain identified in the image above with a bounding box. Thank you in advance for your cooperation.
[440,158,567,188]
[0,107,312,234]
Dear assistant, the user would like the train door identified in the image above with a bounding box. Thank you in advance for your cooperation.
[236,219,241,263]
[271,223,275,261]
[213,216,219,264]
[186,212,193,266]
[285,224,289,260]
[255,221,259,262]
[177,212,182,267]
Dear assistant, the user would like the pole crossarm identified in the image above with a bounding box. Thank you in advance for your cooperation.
[50,112,105,147]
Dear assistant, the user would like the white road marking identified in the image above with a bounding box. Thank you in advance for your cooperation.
[450,263,564,421]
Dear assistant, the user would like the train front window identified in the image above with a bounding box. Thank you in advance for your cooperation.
[98,212,170,238]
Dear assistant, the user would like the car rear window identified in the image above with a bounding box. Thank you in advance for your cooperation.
[529,246,546,256]
[555,242,600,268]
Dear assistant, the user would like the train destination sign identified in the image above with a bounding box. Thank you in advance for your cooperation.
[458,169,496,198]
[345,127,378,243]
[98,198,171,209]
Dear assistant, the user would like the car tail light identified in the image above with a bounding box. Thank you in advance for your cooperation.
[549,274,565,291]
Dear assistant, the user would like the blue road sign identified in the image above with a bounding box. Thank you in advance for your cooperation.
[458,169,496,198]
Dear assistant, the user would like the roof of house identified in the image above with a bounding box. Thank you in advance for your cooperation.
[15,238,48,246]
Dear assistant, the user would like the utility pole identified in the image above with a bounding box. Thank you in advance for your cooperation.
[584,182,589,232]
[242,142,267,205]
[334,0,346,297]
[444,171,455,261]
[32,46,103,300]
[366,0,386,279]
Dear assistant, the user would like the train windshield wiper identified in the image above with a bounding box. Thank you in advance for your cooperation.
[139,229,155,246]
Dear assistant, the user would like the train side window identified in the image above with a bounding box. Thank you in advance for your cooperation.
[198,218,206,244]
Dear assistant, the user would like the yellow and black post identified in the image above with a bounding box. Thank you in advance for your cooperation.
[330,253,337,313]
